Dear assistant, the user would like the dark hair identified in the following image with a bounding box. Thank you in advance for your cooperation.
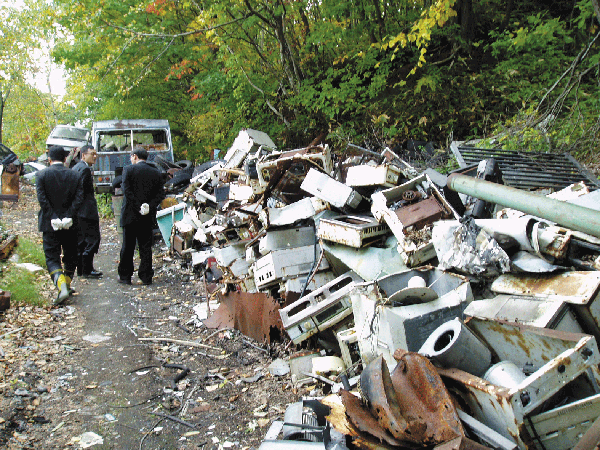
[48,145,67,162]
[131,146,148,160]
[80,145,94,155]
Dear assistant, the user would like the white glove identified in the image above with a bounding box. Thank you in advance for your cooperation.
[51,219,63,231]
[140,203,150,216]
[61,218,73,229]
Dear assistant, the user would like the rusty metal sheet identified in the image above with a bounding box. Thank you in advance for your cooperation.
[1,170,19,201]
[360,354,463,446]
[391,350,463,444]
[491,271,600,305]
[434,437,492,450]
[203,290,284,343]
[338,389,406,448]
[359,355,417,444]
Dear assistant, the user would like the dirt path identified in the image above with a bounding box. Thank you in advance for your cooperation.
[0,184,299,450]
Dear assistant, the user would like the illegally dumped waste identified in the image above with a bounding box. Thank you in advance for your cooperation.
[161,128,600,449]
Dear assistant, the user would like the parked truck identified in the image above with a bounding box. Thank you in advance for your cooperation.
[90,119,174,193]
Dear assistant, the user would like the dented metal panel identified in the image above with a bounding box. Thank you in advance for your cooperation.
[317,215,389,248]
[301,168,363,209]
[258,226,316,255]
[280,271,363,344]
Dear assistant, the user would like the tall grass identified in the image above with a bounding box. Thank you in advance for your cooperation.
[0,236,47,307]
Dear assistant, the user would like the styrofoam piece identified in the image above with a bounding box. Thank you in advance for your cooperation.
[259,226,316,255]
[312,356,345,375]
[253,245,330,289]
[300,168,362,209]
[345,164,402,188]
[260,197,330,227]
[419,318,492,377]
[280,271,363,344]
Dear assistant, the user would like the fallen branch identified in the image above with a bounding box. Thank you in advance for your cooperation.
[0,327,24,339]
[149,411,196,428]
[138,337,219,351]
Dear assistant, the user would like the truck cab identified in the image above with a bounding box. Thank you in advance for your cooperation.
[90,119,174,193]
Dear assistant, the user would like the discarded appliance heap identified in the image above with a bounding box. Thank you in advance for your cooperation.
[158,129,600,450]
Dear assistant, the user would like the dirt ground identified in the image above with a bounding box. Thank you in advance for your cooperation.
[0,183,305,450]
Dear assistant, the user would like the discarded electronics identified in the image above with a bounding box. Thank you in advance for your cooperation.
[438,317,600,449]
[279,271,364,344]
[259,399,349,449]
[345,163,403,188]
[253,244,330,289]
[490,271,600,342]
[316,215,389,248]
[371,173,459,266]
[301,168,363,210]
[352,267,473,367]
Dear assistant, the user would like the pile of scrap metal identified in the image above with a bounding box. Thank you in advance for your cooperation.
[163,129,600,449]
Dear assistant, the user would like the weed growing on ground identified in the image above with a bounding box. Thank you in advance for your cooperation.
[96,193,114,219]
[0,264,45,306]
[15,237,46,267]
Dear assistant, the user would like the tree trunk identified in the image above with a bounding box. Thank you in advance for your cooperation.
[593,0,600,25]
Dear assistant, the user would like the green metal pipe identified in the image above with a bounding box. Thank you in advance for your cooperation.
[447,174,600,239]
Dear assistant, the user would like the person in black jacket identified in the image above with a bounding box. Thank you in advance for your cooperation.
[117,146,165,285]
[72,145,102,278]
[36,146,84,305]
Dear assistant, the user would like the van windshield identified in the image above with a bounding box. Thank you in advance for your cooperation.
[97,130,168,152]
[51,127,89,141]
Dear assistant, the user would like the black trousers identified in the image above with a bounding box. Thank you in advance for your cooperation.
[118,218,154,283]
[77,217,101,258]
[42,228,78,280]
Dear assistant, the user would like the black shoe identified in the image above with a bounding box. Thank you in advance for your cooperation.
[118,278,132,285]
[82,270,103,279]
[141,280,152,285]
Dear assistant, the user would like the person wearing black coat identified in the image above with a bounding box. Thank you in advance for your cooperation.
[117,146,165,285]
[72,145,102,278]
[36,146,84,305]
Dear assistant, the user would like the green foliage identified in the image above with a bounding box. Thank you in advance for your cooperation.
[15,237,46,267]
[0,265,45,307]
[0,234,47,307]
[96,193,114,219]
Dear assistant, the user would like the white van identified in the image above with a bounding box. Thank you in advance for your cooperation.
[46,125,90,153]
[90,119,174,193]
